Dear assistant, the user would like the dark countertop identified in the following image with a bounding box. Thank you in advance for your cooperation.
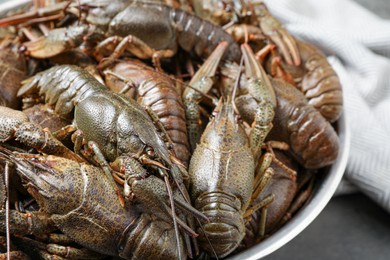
[264,193,390,260]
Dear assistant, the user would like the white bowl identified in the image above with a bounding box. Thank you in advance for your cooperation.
[0,3,350,259]
[228,113,350,260]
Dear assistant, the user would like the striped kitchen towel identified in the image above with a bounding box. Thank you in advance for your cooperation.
[263,0,390,211]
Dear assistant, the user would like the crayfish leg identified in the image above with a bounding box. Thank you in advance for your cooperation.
[52,124,77,141]
[255,43,276,61]
[88,141,125,207]
[72,135,125,207]
[95,35,176,71]
[13,236,104,260]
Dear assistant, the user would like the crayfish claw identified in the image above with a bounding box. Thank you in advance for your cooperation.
[241,43,270,83]
[239,43,277,161]
[256,3,300,66]
[280,29,301,66]
[23,35,66,59]
[23,25,89,59]
[189,41,228,87]
[268,31,294,66]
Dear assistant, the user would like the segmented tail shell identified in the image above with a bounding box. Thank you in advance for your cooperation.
[298,40,343,123]
[17,65,106,118]
[268,78,339,169]
[120,213,186,260]
[169,5,241,62]
[195,192,245,258]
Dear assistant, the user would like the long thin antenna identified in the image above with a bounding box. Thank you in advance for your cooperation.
[196,218,219,260]
[232,55,244,114]
[5,161,11,260]
[161,169,182,260]
[231,55,244,100]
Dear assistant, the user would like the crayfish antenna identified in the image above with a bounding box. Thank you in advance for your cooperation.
[5,160,11,260]
[0,147,14,260]
[231,54,245,116]
[195,218,219,260]
[159,168,183,260]
[164,206,198,238]
[173,198,209,223]
[169,163,204,258]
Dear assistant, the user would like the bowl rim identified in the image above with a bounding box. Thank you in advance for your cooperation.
[228,112,350,260]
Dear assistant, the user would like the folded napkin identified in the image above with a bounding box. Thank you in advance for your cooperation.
[263,0,390,212]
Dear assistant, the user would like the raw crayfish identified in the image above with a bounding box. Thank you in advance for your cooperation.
[0,147,191,259]
[0,0,241,65]
[186,41,281,257]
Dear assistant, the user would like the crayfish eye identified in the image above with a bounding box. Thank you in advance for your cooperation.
[146,147,155,157]
[167,143,174,150]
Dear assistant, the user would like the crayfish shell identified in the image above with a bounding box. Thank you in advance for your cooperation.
[268,78,339,169]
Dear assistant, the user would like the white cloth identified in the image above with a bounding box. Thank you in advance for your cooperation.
[262,0,390,212]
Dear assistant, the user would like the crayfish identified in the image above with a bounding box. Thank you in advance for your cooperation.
[0,0,241,67]
[0,147,191,259]
[185,41,285,257]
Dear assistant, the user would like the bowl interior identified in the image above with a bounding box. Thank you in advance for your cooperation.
[228,113,350,260]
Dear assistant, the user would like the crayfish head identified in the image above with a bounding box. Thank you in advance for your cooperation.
[202,99,248,151]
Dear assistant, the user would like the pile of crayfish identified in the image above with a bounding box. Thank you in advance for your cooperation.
[0,0,342,259]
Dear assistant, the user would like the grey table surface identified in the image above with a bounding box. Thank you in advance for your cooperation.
[264,0,390,259]
[264,194,390,260]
